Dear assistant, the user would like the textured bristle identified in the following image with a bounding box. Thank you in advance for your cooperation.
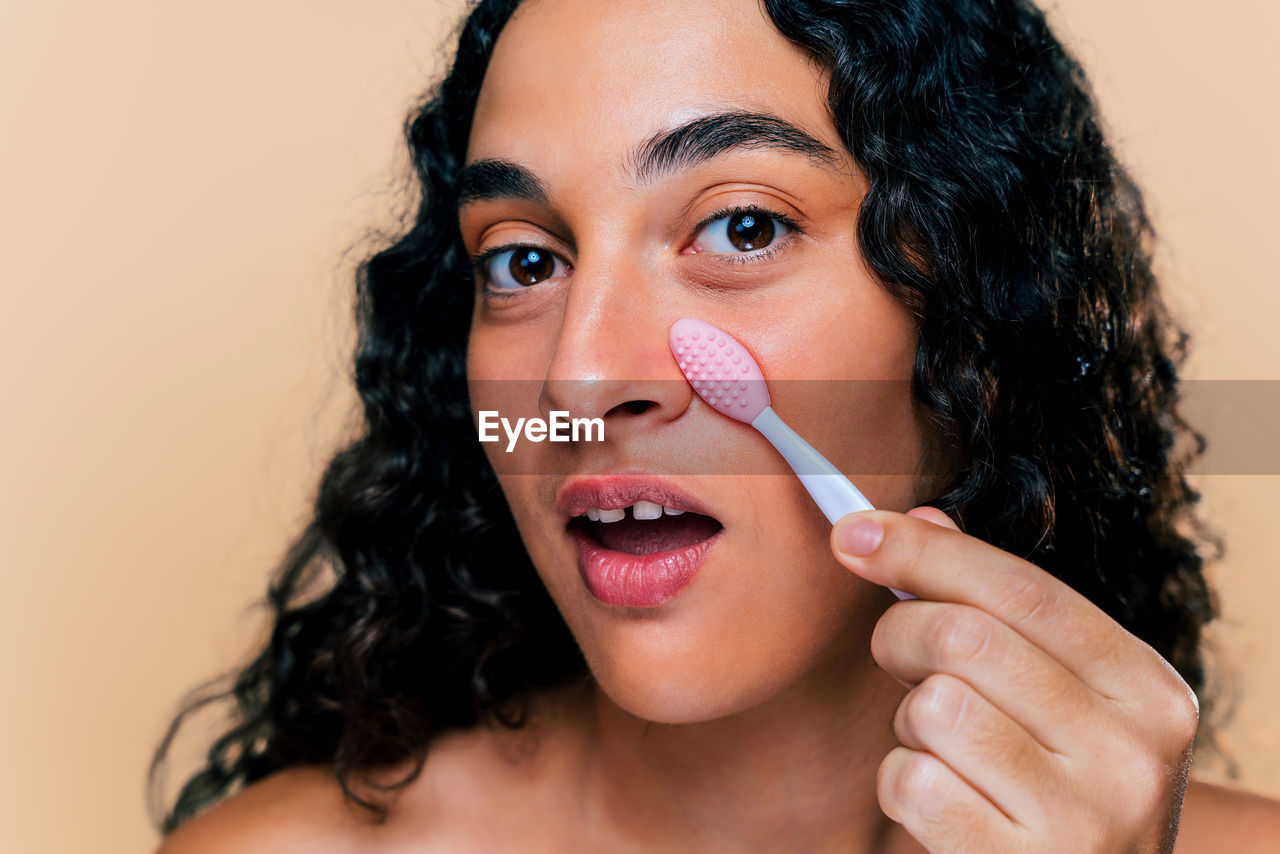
[669,318,770,423]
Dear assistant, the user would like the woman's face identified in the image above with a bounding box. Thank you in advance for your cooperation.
[463,0,936,722]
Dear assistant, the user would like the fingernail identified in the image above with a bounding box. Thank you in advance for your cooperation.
[837,518,884,556]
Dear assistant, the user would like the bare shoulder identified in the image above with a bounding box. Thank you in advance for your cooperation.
[154,682,593,853]
[153,765,376,854]
[1175,777,1280,854]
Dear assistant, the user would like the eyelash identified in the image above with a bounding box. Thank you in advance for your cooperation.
[468,204,802,298]
[691,204,802,265]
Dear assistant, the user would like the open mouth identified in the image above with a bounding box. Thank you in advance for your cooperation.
[568,506,723,555]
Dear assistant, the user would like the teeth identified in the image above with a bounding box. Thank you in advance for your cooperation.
[580,502,690,521]
[632,500,663,520]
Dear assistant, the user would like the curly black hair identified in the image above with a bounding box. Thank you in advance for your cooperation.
[149,0,1223,831]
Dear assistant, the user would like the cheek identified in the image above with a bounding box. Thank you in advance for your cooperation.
[467,324,550,475]
[729,288,923,507]
[715,519,867,662]
[804,381,928,508]
[466,321,509,389]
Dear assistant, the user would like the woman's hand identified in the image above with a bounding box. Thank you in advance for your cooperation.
[830,508,1200,854]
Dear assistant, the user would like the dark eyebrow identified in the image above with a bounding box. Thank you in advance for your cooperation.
[456,159,550,208]
[456,110,842,211]
[626,110,842,184]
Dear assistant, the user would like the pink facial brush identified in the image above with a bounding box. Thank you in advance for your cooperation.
[669,317,912,600]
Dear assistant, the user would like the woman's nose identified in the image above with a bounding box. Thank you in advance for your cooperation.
[538,263,690,438]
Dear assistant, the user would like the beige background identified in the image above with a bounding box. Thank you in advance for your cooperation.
[2,1,1276,852]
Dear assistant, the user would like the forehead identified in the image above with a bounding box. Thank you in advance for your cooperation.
[466,0,841,171]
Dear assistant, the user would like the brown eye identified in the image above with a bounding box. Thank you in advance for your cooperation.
[482,246,569,291]
[510,248,554,285]
[727,211,774,251]
[689,207,794,257]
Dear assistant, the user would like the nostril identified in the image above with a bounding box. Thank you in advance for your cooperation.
[618,400,656,416]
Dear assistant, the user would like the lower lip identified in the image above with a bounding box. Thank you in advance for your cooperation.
[569,525,722,608]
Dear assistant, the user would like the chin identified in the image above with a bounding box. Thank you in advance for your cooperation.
[590,660,784,725]
[569,611,823,725]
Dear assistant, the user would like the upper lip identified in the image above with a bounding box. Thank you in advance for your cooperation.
[555,473,720,523]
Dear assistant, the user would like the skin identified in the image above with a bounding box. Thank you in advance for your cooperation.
[463,0,927,739]
[463,0,928,845]
[156,0,1280,851]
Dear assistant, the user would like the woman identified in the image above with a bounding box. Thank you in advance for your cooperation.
[152,0,1280,850]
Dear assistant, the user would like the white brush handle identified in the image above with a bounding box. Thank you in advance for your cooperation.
[751,406,914,600]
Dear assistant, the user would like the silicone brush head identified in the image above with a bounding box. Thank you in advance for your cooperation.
[669,318,771,423]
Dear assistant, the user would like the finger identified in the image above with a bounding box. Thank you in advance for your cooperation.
[892,673,1058,829]
[877,745,1024,853]
[872,600,1112,756]
[831,510,1159,704]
